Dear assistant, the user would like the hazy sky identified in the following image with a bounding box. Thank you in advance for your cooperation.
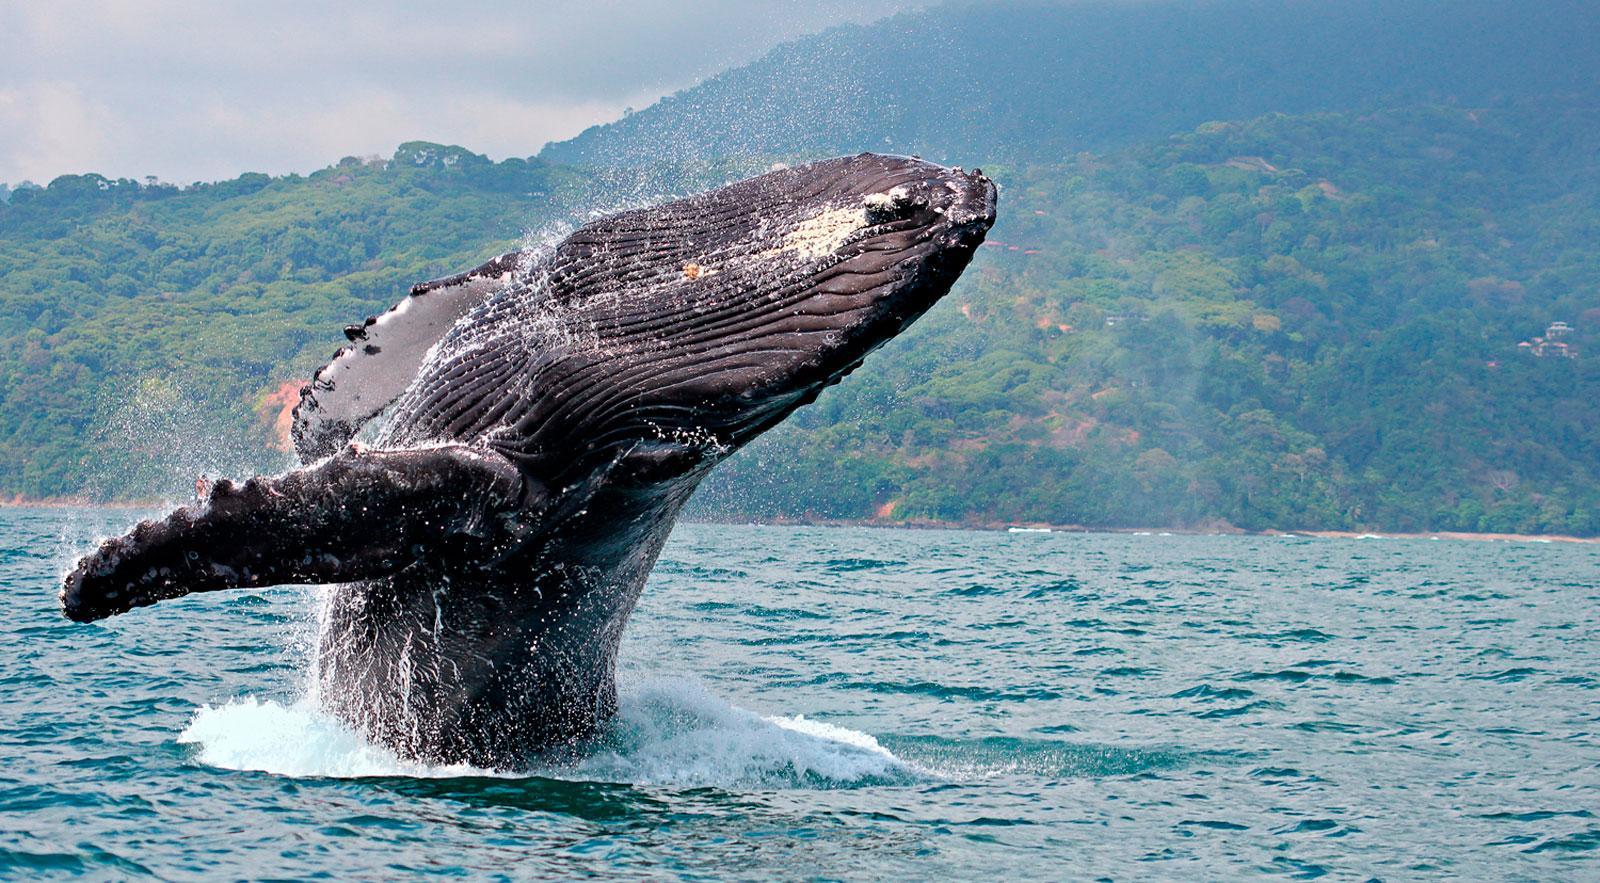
[0,0,918,185]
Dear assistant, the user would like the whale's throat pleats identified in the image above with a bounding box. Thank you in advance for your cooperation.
[290,251,523,462]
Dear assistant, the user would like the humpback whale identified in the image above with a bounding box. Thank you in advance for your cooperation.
[60,154,998,767]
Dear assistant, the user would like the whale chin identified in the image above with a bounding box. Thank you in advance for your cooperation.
[61,153,997,767]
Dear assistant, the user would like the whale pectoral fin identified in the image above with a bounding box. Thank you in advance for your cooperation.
[291,251,523,462]
[61,445,533,623]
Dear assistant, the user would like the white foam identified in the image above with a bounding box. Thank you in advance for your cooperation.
[571,679,916,788]
[178,680,921,789]
[179,697,486,779]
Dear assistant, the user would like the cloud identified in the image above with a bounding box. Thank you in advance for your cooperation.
[0,0,919,183]
[0,82,119,185]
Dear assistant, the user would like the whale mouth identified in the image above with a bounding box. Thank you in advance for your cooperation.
[703,157,998,449]
[707,161,997,446]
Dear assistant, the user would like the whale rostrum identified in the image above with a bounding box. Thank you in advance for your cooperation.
[61,154,998,767]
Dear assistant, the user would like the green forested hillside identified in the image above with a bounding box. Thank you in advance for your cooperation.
[692,101,1600,535]
[2,1,1598,535]
[0,145,593,495]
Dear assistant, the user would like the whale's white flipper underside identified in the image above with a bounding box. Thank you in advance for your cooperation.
[291,251,523,461]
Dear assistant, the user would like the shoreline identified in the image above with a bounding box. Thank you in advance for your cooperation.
[4,498,1593,544]
[696,516,1600,544]
[1291,528,1596,545]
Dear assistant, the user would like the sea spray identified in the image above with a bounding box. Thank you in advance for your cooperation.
[179,678,923,788]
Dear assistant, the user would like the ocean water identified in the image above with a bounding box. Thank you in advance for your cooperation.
[2,508,1597,880]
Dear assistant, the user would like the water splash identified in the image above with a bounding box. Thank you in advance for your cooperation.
[179,696,480,779]
[89,375,288,503]
[568,679,921,788]
[179,678,923,789]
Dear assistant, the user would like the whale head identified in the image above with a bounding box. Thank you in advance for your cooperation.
[388,153,997,485]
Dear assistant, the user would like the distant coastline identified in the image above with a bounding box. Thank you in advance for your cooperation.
[690,515,1600,545]
[6,496,1593,544]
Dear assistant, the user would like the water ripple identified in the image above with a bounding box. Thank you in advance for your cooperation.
[4,511,1598,879]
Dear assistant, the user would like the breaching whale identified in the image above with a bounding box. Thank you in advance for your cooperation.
[61,154,998,766]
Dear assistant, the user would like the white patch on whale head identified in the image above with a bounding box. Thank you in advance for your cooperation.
[862,185,910,212]
[862,192,895,211]
[777,205,868,259]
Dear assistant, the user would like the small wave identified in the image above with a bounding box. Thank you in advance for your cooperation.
[178,680,923,789]
[820,557,901,572]
[1523,828,1600,854]
[944,582,1002,597]
[0,844,153,877]
[1170,684,1255,701]
[1179,818,1249,830]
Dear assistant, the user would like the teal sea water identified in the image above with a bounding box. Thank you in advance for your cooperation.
[2,508,1597,879]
